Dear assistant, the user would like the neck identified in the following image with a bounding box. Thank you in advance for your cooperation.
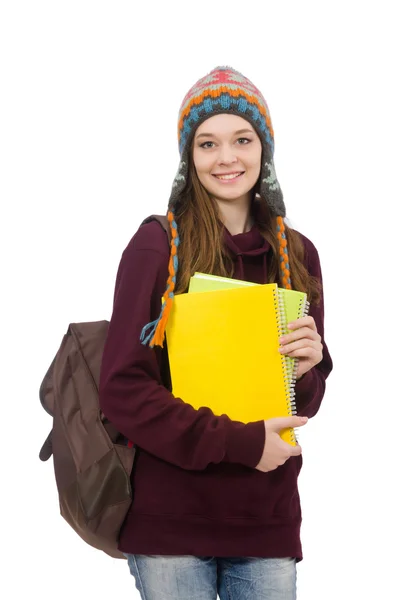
[215,194,253,235]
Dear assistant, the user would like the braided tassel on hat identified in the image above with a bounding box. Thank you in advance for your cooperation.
[277,216,292,289]
[140,211,180,348]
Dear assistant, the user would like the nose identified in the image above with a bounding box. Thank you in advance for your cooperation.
[217,144,238,166]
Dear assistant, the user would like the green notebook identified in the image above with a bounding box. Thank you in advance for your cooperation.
[188,272,310,388]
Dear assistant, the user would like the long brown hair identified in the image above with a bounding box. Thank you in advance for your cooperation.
[174,165,321,305]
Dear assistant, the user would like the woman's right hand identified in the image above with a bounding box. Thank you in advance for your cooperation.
[255,416,308,473]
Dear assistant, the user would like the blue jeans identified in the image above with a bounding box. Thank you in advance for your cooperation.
[124,554,297,599]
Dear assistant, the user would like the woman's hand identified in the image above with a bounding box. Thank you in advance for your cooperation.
[279,315,323,380]
[255,416,308,472]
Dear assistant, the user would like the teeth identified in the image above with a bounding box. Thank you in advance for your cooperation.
[215,173,242,180]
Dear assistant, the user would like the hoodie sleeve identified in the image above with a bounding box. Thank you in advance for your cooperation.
[99,221,265,472]
[294,234,333,418]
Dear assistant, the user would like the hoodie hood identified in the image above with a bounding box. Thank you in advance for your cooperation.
[223,224,271,282]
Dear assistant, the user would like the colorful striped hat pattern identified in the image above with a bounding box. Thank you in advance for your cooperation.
[141,66,291,348]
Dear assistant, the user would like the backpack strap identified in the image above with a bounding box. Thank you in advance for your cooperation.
[39,430,53,461]
[141,214,171,243]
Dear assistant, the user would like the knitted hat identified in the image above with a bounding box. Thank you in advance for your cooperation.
[141,66,291,348]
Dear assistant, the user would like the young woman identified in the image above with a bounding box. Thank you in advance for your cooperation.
[99,66,333,600]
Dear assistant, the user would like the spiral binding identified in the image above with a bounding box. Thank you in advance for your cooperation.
[288,295,310,444]
[274,288,296,446]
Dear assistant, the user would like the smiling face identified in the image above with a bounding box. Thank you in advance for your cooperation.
[192,113,262,206]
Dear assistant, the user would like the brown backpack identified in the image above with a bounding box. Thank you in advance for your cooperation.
[39,215,170,559]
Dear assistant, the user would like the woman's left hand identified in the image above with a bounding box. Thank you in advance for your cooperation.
[279,316,323,380]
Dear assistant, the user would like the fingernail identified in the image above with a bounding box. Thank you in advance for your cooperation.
[279,336,285,343]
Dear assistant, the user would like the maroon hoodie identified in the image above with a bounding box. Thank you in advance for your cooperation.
[99,220,333,560]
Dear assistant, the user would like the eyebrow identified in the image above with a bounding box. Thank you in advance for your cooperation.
[195,128,254,140]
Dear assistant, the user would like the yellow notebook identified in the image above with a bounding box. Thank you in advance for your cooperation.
[189,272,310,388]
[166,284,296,445]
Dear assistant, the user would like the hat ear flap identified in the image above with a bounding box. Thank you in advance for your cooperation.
[169,154,189,208]
[260,159,286,217]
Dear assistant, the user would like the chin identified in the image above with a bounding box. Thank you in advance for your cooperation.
[209,185,254,202]
[218,192,250,202]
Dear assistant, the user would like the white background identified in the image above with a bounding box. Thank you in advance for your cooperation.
[1,1,396,598]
